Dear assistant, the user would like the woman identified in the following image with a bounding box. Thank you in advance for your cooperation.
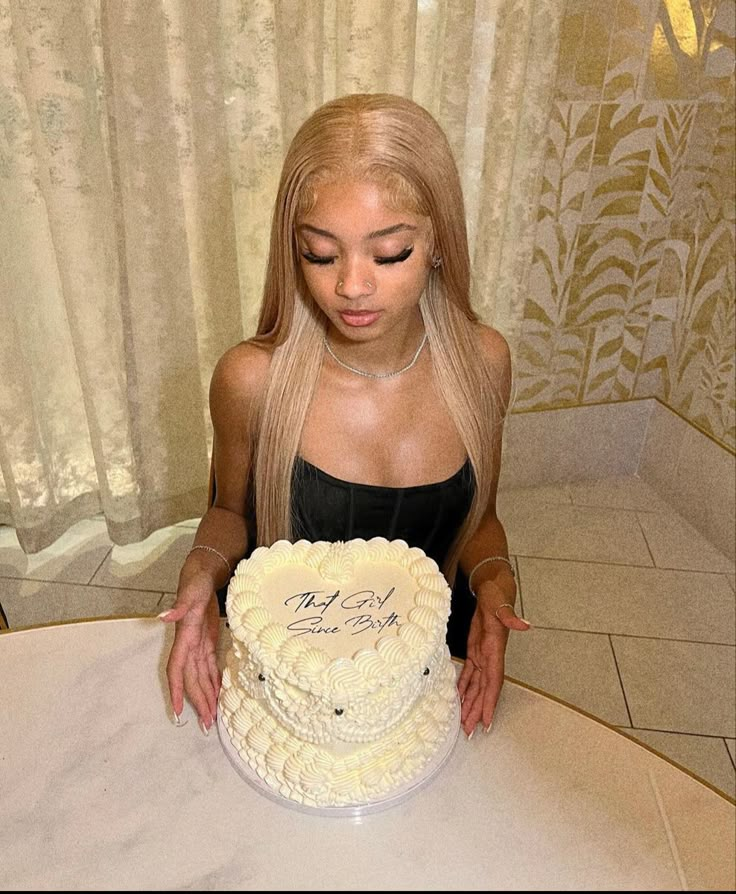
[161,93,529,740]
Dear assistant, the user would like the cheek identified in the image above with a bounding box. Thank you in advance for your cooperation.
[399,265,430,301]
[300,265,333,302]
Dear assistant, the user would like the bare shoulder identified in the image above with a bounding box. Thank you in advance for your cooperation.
[473,322,510,366]
[209,340,273,434]
[211,340,272,398]
[473,322,512,406]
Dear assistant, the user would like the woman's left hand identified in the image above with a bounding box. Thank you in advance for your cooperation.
[457,585,530,736]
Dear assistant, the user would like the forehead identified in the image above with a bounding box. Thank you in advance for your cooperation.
[297,178,428,239]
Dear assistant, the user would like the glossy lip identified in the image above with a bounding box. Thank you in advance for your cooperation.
[339,310,382,327]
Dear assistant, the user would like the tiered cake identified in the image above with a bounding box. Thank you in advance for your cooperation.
[218,538,459,809]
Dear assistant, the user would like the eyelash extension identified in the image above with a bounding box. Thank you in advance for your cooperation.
[376,246,413,265]
[300,252,334,265]
[300,246,414,266]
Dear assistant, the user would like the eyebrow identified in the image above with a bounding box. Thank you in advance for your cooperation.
[298,223,418,241]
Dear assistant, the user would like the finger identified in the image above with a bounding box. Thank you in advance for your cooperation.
[207,653,221,716]
[460,668,482,734]
[457,659,476,699]
[184,664,215,732]
[480,670,503,731]
[494,604,531,629]
[158,602,188,623]
[462,682,484,735]
[460,673,479,724]
[197,658,219,728]
[166,647,186,718]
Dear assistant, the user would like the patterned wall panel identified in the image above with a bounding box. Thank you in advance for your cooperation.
[514,0,735,449]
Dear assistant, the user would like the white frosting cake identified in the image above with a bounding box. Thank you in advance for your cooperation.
[218,537,459,808]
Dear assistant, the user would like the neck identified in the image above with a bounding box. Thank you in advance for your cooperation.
[325,310,426,377]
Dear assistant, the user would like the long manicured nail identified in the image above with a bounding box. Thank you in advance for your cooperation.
[158,610,172,621]
[174,712,187,727]
[520,617,531,626]
[484,722,493,734]
[199,718,210,736]
[467,728,475,740]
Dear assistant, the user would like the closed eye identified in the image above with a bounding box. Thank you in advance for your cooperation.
[300,246,414,266]
[301,251,335,265]
[375,246,413,265]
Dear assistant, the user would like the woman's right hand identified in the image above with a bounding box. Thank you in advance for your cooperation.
[160,579,222,733]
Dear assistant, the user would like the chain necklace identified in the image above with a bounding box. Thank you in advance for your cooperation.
[323,332,428,379]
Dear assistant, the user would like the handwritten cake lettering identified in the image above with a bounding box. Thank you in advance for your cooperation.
[219,538,459,808]
[284,587,401,637]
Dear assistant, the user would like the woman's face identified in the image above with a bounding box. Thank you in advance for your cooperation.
[295,179,434,339]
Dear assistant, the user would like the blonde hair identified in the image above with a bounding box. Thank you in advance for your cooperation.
[248,93,506,584]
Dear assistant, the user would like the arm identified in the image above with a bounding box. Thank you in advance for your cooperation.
[161,341,270,732]
[456,326,530,736]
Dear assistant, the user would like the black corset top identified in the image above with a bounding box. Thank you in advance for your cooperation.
[290,455,476,573]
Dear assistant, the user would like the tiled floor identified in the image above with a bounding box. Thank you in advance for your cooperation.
[1,474,734,798]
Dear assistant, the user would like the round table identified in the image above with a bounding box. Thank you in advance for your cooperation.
[1,618,734,890]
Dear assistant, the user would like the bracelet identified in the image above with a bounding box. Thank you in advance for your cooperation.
[188,545,232,575]
[468,555,515,598]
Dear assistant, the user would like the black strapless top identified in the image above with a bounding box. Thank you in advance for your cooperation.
[290,455,475,569]
[216,456,477,657]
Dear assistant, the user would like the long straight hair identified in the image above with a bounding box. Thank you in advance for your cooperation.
[247,94,507,584]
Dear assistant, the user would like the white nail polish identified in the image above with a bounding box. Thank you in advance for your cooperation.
[467,728,475,740]
[157,611,172,620]
[484,722,492,734]
[173,713,188,727]
[199,719,210,736]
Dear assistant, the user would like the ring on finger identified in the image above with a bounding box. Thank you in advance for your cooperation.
[494,602,514,621]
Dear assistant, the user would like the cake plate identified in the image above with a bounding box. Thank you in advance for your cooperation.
[216,694,461,818]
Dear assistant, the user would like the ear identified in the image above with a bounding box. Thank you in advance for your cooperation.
[424,223,438,268]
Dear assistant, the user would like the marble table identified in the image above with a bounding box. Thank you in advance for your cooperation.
[1,618,734,891]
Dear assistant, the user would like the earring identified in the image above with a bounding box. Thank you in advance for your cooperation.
[431,256,442,269]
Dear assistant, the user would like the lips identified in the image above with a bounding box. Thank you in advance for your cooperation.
[339,310,381,327]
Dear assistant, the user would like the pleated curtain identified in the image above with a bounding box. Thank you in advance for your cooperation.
[0,0,563,552]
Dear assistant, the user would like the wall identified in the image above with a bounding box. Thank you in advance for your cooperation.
[511,0,735,451]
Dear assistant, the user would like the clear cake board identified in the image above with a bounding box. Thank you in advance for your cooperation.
[217,695,461,818]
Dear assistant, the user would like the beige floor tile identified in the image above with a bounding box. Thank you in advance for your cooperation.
[727,739,736,765]
[650,762,736,892]
[496,483,572,518]
[611,636,736,737]
[726,572,735,593]
[0,519,112,585]
[565,476,672,513]
[518,558,735,644]
[0,578,163,628]
[503,502,653,566]
[90,526,195,593]
[504,626,630,726]
[617,727,736,799]
[636,511,735,573]
[158,592,177,612]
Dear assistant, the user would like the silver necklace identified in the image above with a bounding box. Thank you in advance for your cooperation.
[323,332,428,379]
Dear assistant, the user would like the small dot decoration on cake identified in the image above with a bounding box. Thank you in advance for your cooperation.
[217,538,460,810]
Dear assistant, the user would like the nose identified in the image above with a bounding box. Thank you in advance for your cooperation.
[335,260,375,298]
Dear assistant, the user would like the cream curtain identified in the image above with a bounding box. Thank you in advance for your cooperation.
[0,0,563,552]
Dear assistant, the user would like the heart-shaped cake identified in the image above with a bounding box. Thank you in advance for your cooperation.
[218,537,459,808]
